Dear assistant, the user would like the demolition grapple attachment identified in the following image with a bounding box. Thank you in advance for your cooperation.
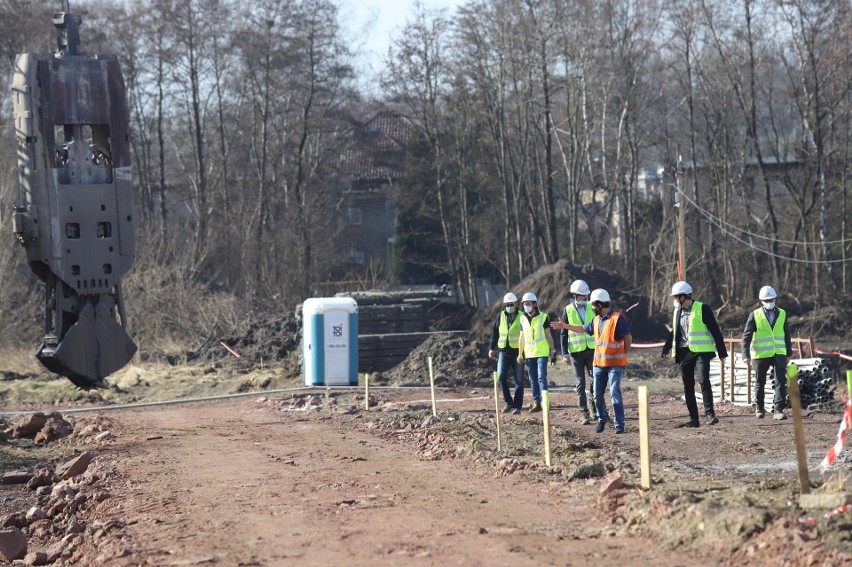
[11,4,137,388]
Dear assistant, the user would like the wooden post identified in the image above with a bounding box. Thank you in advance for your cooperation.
[493,372,502,452]
[847,370,852,400]
[720,350,726,401]
[746,359,752,405]
[729,348,735,405]
[788,364,810,494]
[542,390,552,467]
[796,333,803,358]
[364,373,370,411]
[638,385,651,489]
[428,356,437,417]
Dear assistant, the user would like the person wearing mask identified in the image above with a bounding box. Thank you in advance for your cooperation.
[553,288,631,434]
[660,281,728,428]
[559,279,596,425]
[516,292,556,413]
[742,286,792,420]
[488,293,525,415]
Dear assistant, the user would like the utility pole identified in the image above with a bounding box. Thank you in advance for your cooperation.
[675,154,686,281]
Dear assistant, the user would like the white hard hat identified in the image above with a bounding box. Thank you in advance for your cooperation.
[503,292,518,303]
[758,285,777,300]
[590,288,610,303]
[521,292,537,303]
[671,281,693,296]
[570,280,591,295]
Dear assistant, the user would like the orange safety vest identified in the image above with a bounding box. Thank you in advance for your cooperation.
[592,312,627,367]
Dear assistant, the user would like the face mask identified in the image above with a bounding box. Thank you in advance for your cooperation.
[505,306,516,314]
[577,300,588,306]
[762,301,775,310]
[523,304,535,314]
[673,299,681,309]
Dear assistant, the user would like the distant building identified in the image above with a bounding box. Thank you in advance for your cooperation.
[332,109,412,280]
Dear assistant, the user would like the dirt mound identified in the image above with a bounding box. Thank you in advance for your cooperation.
[472,260,668,344]
[378,332,491,386]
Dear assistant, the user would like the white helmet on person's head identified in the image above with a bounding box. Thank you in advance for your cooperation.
[758,286,777,300]
[503,292,518,303]
[521,292,537,303]
[590,288,610,303]
[569,280,591,295]
[671,281,693,296]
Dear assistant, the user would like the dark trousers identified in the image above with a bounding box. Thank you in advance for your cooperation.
[754,355,788,413]
[496,351,525,409]
[569,348,595,412]
[676,348,715,421]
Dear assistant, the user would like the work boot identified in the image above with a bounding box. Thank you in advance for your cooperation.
[773,412,787,420]
[502,403,513,413]
[706,414,719,426]
[528,402,542,413]
[580,410,591,425]
[512,408,521,415]
[756,408,765,419]
[677,420,699,428]
[595,417,609,433]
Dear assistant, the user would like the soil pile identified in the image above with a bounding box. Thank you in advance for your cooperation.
[379,332,491,386]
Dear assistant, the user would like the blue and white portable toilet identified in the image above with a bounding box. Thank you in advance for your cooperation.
[302,297,358,386]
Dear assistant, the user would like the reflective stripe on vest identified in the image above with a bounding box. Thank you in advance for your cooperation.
[520,312,550,358]
[497,311,521,349]
[593,312,627,367]
[750,308,787,359]
[671,301,715,353]
[565,304,595,353]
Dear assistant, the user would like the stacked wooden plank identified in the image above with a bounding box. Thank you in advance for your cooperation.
[334,290,469,373]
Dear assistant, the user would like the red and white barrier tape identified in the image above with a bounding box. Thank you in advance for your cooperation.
[819,399,852,471]
[815,348,852,362]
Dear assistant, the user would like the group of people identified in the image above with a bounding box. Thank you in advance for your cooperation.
[487,282,632,433]
[487,279,792,433]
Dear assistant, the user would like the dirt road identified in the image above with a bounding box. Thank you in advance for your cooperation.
[87,398,708,566]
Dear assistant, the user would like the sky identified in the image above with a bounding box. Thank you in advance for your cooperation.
[339,0,460,84]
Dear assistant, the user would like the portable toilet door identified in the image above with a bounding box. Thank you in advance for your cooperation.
[302,297,358,386]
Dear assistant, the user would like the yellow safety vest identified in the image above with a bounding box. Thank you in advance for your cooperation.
[497,311,521,349]
[565,303,595,353]
[672,301,715,353]
[520,312,550,358]
[750,308,787,359]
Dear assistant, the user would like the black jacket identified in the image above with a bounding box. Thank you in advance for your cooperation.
[661,302,728,362]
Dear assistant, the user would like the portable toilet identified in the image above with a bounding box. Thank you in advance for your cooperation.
[302,297,358,386]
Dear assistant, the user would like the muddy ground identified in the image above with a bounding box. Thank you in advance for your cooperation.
[2,260,851,564]
[1,349,851,566]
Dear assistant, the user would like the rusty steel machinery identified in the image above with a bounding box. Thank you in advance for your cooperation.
[11,3,136,388]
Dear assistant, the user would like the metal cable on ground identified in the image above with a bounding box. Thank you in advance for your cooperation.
[0,384,582,416]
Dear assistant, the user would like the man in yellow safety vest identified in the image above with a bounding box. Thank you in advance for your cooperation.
[661,281,728,428]
[517,292,556,413]
[488,293,525,414]
[742,285,792,420]
[559,279,597,425]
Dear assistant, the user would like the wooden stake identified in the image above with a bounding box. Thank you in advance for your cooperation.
[428,356,437,417]
[493,372,502,452]
[846,370,852,400]
[720,352,726,401]
[787,364,810,494]
[746,359,752,405]
[638,385,651,489]
[542,390,552,467]
[364,373,370,411]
